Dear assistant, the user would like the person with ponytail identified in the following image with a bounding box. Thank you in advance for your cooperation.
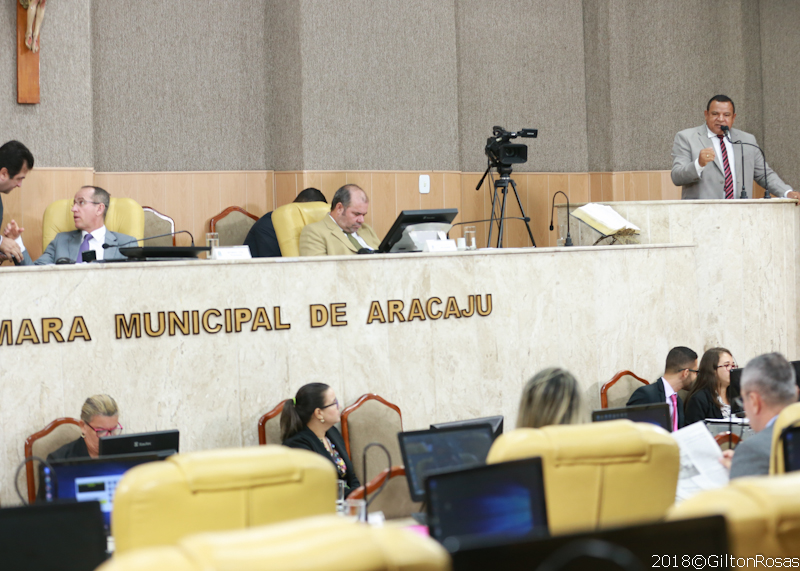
[281,383,360,497]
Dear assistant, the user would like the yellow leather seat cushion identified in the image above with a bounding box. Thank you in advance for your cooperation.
[488,420,679,534]
[272,202,330,257]
[42,197,144,250]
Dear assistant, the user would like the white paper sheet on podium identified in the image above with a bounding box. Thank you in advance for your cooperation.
[671,421,729,502]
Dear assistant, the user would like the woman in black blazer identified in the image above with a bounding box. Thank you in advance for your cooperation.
[281,383,360,497]
[684,347,742,425]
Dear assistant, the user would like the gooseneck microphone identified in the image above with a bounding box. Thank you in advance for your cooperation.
[103,230,195,249]
[721,126,746,199]
[549,190,572,246]
[720,125,771,199]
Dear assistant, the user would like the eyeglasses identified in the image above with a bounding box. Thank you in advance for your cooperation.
[73,199,100,207]
[320,399,339,410]
[681,368,699,374]
[86,422,123,437]
[716,363,737,371]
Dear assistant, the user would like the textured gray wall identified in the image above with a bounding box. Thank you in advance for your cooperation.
[583,0,765,172]
[456,0,589,173]
[759,1,800,188]
[295,0,460,171]
[91,0,268,172]
[0,0,92,167]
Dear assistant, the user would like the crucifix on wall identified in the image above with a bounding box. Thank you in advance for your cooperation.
[16,0,48,104]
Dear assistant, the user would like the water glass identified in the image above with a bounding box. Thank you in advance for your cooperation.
[205,232,219,259]
[336,480,346,513]
[463,226,477,250]
[343,498,366,522]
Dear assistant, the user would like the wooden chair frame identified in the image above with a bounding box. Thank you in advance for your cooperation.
[257,401,285,445]
[714,431,742,448]
[24,417,81,504]
[347,466,406,500]
[209,206,259,233]
[600,370,650,409]
[142,206,176,246]
[340,393,403,458]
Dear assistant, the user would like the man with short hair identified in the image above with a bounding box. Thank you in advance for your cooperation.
[244,187,327,257]
[15,186,136,265]
[672,95,799,200]
[723,353,798,479]
[299,184,380,256]
[627,346,699,431]
[0,140,34,264]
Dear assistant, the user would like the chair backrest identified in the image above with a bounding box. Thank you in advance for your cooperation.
[272,202,330,257]
[348,466,423,520]
[42,198,145,251]
[487,420,679,535]
[770,402,800,474]
[714,431,742,451]
[258,401,285,445]
[96,515,450,571]
[143,207,176,246]
[24,417,82,503]
[668,472,800,558]
[112,446,337,554]
[341,394,403,485]
[209,206,259,247]
[600,370,649,409]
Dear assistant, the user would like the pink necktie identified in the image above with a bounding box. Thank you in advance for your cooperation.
[717,134,734,199]
[670,393,678,431]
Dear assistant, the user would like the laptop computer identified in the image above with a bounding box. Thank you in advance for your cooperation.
[426,457,548,553]
[398,424,495,503]
[430,415,504,441]
[592,402,671,432]
[0,501,108,571]
[99,428,179,456]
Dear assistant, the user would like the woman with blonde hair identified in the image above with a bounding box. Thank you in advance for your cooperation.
[517,367,583,428]
[48,394,122,461]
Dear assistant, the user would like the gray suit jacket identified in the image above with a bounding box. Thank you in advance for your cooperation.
[671,125,790,199]
[729,423,774,479]
[20,229,136,265]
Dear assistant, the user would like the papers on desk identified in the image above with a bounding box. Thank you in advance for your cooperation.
[671,421,729,503]
[570,203,641,237]
[705,417,748,425]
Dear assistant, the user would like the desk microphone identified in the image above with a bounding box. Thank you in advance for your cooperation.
[549,190,572,246]
[104,230,195,249]
[720,125,771,199]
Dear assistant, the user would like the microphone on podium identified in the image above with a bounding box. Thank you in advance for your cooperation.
[549,190,572,246]
[103,230,196,249]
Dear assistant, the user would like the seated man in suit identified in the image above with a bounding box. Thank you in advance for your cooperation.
[672,94,799,200]
[722,352,798,479]
[12,186,136,265]
[627,346,698,431]
[244,187,326,257]
[299,184,380,256]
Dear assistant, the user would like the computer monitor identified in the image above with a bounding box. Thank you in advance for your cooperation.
[398,424,494,502]
[430,416,504,441]
[426,458,548,553]
[783,425,800,473]
[450,515,729,570]
[591,403,671,432]
[378,208,459,253]
[0,501,108,571]
[46,451,170,532]
[793,361,800,399]
[731,362,800,403]
[99,428,179,456]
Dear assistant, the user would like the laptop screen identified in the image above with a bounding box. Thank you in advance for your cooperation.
[47,452,169,532]
[592,403,671,432]
[783,426,800,473]
[398,425,495,502]
[426,458,548,553]
[99,429,179,456]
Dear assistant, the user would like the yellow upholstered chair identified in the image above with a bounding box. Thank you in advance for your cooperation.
[42,197,145,251]
[770,402,800,475]
[112,446,337,554]
[668,472,800,558]
[23,417,82,503]
[487,420,679,535]
[272,201,330,257]
[97,515,450,571]
[209,206,259,247]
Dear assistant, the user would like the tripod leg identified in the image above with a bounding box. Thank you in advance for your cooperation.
[509,179,536,247]
[487,180,501,248]
[497,182,509,248]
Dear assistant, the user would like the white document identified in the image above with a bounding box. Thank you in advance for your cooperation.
[671,421,729,502]
[571,203,641,234]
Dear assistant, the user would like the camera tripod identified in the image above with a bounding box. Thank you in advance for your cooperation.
[476,163,536,248]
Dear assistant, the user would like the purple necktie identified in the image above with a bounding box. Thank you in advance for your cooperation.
[77,233,92,263]
[718,135,734,199]
[670,393,678,431]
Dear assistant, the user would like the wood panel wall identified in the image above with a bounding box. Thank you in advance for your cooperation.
[1,169,684,262]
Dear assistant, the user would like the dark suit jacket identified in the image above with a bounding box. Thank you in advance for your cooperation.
[243,212,282,258]
[283,426,360,496]
[627,378,685,429]
[684,387,742,426]
[47,437,90,462]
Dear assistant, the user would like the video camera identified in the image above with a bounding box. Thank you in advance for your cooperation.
[484,126,538,167]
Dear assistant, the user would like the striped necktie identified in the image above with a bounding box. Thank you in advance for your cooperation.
[717,134,734,199]
[670,393,678,432]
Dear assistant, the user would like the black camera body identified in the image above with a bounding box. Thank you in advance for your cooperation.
[484,126,538,167]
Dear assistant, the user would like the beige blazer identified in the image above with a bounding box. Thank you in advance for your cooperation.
[299,215,381,256]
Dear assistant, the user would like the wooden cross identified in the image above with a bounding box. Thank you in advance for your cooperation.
[16,2,39,104]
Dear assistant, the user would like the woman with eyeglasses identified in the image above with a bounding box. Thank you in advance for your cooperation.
[48,394,122,461]
[281,383,360,497]
[684,347,742,425]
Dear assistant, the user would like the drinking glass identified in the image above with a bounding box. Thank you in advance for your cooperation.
[205,232,219,259]
[463,226,477,250]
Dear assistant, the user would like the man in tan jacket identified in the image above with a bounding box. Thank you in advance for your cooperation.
[299,184,380,256]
